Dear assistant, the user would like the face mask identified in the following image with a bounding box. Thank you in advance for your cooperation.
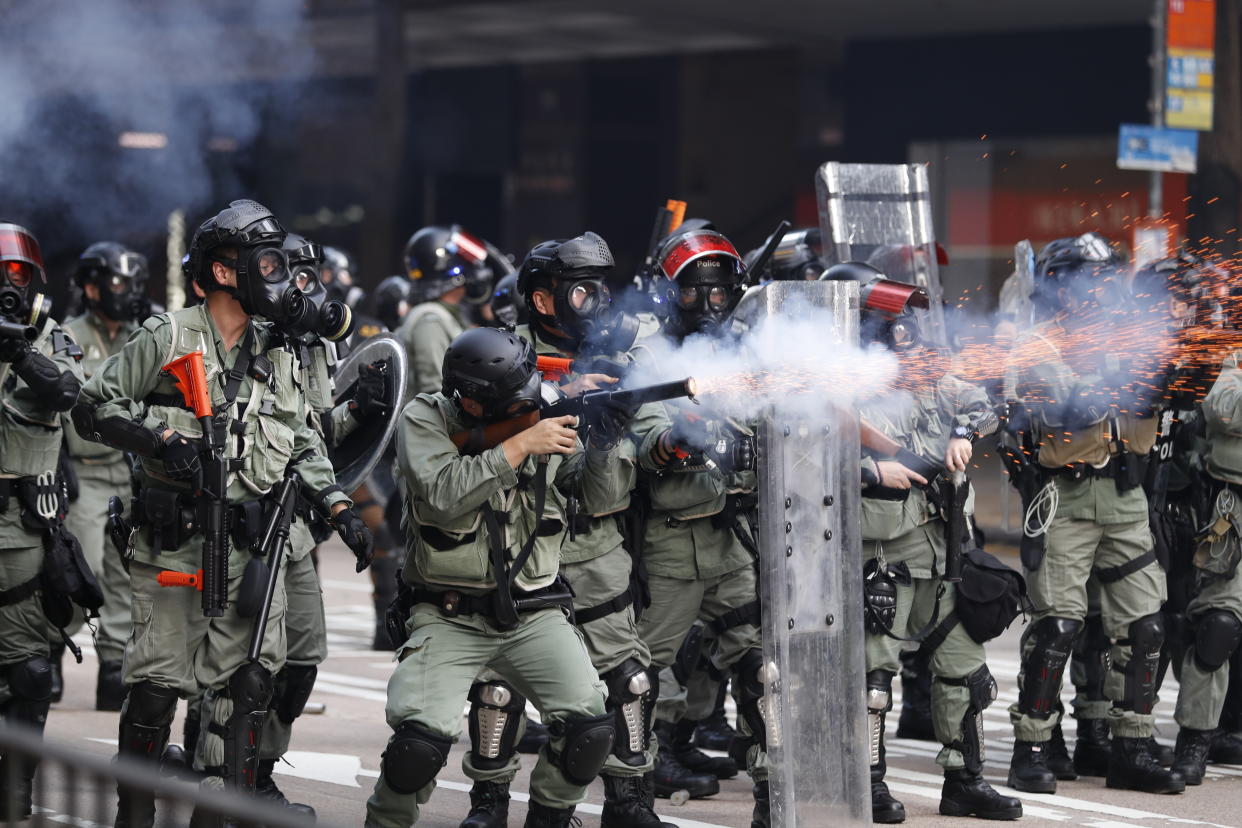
[93,252,150,322]
[286,259,354,342]
[216,244,311,331]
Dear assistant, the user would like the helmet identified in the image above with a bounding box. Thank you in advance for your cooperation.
[442,327,541,424]
[281,233,353,342]
[747,227,823,282]
[183,199,311,330]
[490,272,526,329]
[404,225,496,305]
[0,222,51,328]
[321,246,366,308]
[373,275,413,331]
[517,231,633,352]
[75,241,150,322]
[653,229,746,338]
[822,261,929,350]
[1031,232,1127,314]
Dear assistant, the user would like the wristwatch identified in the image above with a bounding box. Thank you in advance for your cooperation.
[950,424,976,442]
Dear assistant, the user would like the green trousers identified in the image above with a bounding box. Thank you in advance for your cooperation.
[0,545,49,706]
[365,605,607,827]
[1175,572,1242,731]
[1010,513,1166,741]
[639,563,766,781]
[60,464,132,661]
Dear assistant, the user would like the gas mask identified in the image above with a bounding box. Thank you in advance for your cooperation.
[283,236,354,342]
[0,223,51,330]
[77,242,151,322]
[655,230,746,340]
[212,243,311,332]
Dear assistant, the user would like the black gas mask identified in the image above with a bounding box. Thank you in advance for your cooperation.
[76,242,151,322]
[211,243,311,332]
[519,231,633,353]
[283,235,354,342]
[0,223,51,331]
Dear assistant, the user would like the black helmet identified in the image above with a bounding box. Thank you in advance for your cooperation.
[1031,232,1127,315]
[747,228,823,282]
[518,231,623,351]
[373,275,413,331]
[404,225,495,305]
[822,261,929,350]
[442,327,541,423]
[183,200,313,329]
[491,272,526,329]
[75,241,151,322]
[320,245,366,308]
[0,222,51,329]
[653,228,746,339]
[280,233,354,342]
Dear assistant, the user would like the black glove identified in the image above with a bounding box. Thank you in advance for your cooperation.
[335,507,374,572]
[349,361,390,421]
[0,336,28,364]
[159,432,201,480]
[585,396,640,450]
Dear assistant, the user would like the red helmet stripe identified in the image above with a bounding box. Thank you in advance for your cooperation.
[659,231,742,281]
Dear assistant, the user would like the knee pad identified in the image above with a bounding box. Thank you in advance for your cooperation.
[206,664,273,790]
[735,648,773,751]
[603,659,654,766]
[1019,616,1082,718]
[383,721,453,796]
[273,665,318,725]
[866,670,894,767]
[555,712,614,786]
[1073,615,1109,699]
[467,680,526,771]
[1115,613,1164,715]
[940,666,997,775]
[672,624,706,686]
[120,682,179,759]
[1193,610,1242,673]
[229,662,274,714]
[7,656,53,703]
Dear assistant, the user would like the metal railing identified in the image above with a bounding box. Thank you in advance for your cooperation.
[0,722,334,827]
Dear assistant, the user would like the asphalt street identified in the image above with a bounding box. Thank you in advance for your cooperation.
[29,536,1242,828]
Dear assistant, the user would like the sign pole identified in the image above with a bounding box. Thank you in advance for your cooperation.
[1150,0,1166,219]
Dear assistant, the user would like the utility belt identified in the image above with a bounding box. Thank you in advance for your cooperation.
[410,575,575,622]
[1047,452,1147,493]
[132,486,267,553]
[0,474,66,526]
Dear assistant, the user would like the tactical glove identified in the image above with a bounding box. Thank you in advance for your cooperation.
[159,432,201,480]
[585,395,639,450]
[335,507,374,572]
[349,361,390,421]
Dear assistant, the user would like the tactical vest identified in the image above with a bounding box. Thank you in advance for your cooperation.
[60,314,134,465]
[0,318,76,478]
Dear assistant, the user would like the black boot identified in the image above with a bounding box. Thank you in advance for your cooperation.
[1106,736,1186,794]
[1172,728,1213,786]
[1146,737,1174,767]
[671,718,737,779]
[1072,718,1111,777]
[517,716,549,755]
[254,759,316,818]
[751,781,770,828]
[652,722,718,799]
[1209,730,1242,764]
[97,660,128,712]
[895,648,935,742]
[939,769,1022,820]
[600,775,674,828]
[692,682,736,752]
[1007,740,1057,794]
[871,766,905,823]
[523,800,577,828]
[460,780,510,828]
[0,753,38,821]
[1046,720,1077,780]
[49,642,64,704]
[369,554,400,651]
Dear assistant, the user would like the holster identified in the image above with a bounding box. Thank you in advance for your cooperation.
[137,488,199,551]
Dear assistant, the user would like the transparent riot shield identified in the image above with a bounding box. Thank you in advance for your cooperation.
[751,280,870,826]
[815,162,947,344]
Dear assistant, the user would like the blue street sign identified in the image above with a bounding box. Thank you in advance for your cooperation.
[1117,123,1199,174]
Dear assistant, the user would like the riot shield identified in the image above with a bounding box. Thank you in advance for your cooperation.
[746,280,870,826]
[815,162,947,344]
[330,333,408,494]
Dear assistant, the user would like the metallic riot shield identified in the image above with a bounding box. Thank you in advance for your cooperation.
[330,333,407,494]
[748,280,870,826]
[815,162,947,344]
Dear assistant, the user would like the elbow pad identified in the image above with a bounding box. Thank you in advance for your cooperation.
[15,351,80,411]
[74,403,163,457]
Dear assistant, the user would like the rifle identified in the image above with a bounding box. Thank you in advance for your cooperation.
[535,355,629,384]
[635,204,676,291]
[451,378,698,454]
[744,220,791,286]
[158,351,228,617]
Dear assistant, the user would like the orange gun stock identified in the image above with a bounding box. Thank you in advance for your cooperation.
[665,199,687,234]
[161,351,214,420]
[536,356,574,383]
[157,569,204,590]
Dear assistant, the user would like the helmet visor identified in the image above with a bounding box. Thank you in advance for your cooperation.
[0,224,45,287]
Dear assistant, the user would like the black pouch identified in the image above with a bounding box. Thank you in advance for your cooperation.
[230,500,265,552]
[862,558,902,634]
[40,525,104,616]
[954,547,1028,643]
[143,489,194,551]
[385,570,416,651]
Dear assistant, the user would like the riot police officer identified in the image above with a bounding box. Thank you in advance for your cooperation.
[59,242,151,711]
[0,222,85,818]
[74,200,373,827]
[365,326,630,828]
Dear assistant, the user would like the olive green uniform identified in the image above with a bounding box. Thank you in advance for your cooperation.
[1007,322,1166,742]
[58,312,138,662]
[365,393,615,827]
[631,395,766,781]
[78,304,349,786]
[861,375,997,771]
[397,301,467,399]
[1175,351,1242,730]
[0,319,84,703]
